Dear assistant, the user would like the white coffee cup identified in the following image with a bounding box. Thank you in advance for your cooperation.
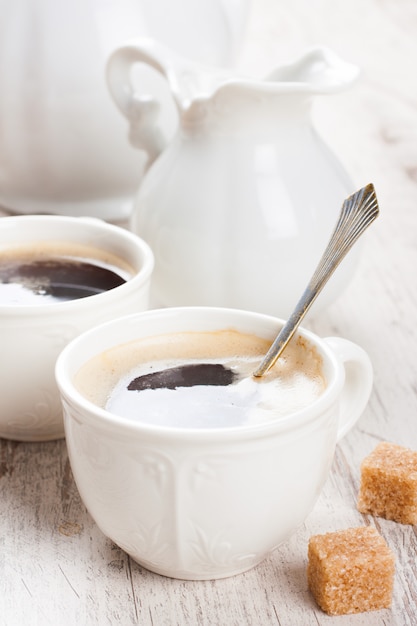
[0,215,154,441]
[55,306,373,580]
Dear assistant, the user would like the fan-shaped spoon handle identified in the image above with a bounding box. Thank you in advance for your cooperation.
[253,183,379,378]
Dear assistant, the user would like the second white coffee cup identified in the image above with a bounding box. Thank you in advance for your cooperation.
[0,215,154,441]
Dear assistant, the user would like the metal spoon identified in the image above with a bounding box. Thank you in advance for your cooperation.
[253,182,379,377]
[128,183,379,391]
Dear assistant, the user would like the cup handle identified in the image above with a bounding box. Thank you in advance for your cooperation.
[324,337,373,441]
[106,39,177,166]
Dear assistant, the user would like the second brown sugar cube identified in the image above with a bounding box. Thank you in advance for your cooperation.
[307,527,395,615]
[357,441,417,524]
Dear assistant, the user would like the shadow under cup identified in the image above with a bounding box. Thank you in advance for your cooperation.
[55,307,373,580]
[0,215,154,442]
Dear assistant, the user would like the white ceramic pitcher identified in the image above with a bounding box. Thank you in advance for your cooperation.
[107,40,360,317]
[0,0,249,221]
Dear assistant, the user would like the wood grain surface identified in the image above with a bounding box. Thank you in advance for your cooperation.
[1,1,417,624]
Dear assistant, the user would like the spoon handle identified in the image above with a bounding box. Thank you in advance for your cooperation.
[253,183,379,378]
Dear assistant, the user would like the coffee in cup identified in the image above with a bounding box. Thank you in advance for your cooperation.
[0,241,135,305]
[75,328,326,429]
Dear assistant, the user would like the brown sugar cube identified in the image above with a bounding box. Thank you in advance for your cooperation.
[357,442,417,524]
[307,527,395,615]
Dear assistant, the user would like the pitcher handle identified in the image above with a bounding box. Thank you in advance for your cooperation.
[324,337,373,441]
[106,39,181,165]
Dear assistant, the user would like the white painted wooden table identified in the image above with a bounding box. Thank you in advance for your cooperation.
[1,1,417,624]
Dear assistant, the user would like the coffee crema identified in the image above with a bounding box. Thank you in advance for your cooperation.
[0,242,135,305]
[75,329,326,429]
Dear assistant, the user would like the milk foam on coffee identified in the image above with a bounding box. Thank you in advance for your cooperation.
[75,329,326,429]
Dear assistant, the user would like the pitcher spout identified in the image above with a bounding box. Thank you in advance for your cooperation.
[266,46,359,93]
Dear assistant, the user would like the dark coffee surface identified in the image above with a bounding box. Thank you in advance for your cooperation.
[0,257,126,303]
[128,363,238,391]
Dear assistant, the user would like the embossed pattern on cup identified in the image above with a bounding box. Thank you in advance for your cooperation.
[64,401,335,579]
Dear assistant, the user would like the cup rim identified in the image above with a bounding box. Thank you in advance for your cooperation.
[55,306,345,442]
[0,215,154,315]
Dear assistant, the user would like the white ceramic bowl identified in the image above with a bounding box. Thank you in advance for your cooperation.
[55,307,373,580]
[0,215,154,441]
